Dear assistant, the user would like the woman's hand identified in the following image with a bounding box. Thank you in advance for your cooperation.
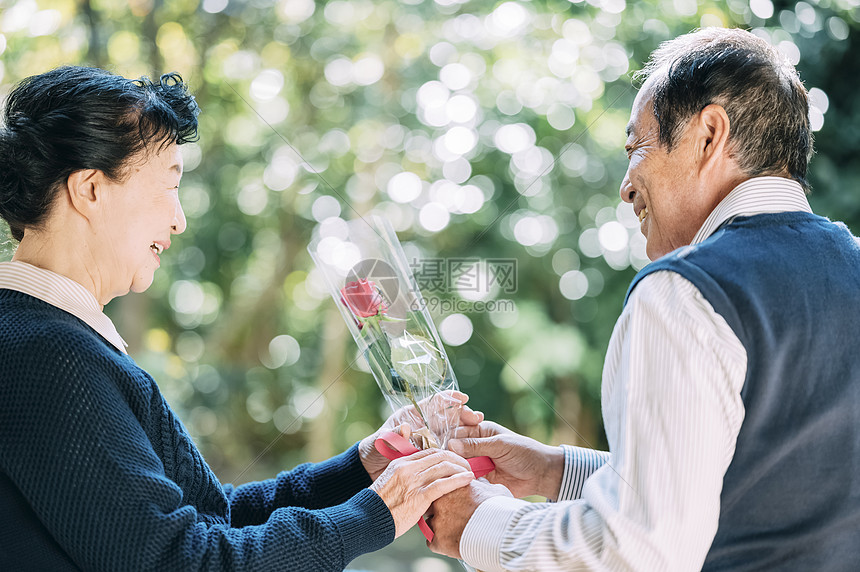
[358,390,484,480]
[369,448,474,538]
[448,420,565,500]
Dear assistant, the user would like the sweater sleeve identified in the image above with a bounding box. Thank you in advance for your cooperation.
[223,443,374,526]
[0,330,394,571]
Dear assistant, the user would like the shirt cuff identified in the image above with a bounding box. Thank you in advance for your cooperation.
[557,445,610,501]
[460,496,530,572]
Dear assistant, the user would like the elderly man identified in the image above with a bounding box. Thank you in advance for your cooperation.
[427,27,860,571]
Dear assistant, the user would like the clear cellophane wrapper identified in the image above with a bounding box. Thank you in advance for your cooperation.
[309,215,464,451]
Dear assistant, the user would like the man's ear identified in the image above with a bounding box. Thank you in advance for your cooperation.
[695,103,732,176]
[65,169,103,220]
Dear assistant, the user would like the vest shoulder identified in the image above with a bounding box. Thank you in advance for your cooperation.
[626,213,860,305]
[656,213,857,268]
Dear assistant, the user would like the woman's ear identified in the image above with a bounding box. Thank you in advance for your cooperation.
[65,169,102,221]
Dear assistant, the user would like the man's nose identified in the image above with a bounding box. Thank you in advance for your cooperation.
[619,173,635,203]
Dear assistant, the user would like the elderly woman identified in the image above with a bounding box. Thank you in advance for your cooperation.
[0,66,478,571]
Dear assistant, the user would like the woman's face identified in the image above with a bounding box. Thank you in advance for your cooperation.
[95,143,185,301]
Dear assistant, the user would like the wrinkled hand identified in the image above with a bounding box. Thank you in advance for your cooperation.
[427,479,513,559]
[449,421,565,500]
[359,391,484,480]
[370,448,474,538]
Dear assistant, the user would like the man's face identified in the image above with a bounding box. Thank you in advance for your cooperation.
[620,82,712,261]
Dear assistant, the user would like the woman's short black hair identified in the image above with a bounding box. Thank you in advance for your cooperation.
[0,65,200,241]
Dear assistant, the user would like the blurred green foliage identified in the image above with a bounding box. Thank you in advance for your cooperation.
[1,0,859,568]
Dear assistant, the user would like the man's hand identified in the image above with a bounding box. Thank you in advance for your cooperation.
[358,391,484,480]
[427,479,513,559]
[449,421,565,500]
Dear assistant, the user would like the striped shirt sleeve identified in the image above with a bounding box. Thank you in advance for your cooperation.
[459,271,747,572]
[557,446,611,502]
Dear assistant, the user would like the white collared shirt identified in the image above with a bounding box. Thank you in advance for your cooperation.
[460,177,812,571]
[0,260,128,353]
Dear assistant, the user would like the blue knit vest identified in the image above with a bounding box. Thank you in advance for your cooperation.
[625,212,860,570]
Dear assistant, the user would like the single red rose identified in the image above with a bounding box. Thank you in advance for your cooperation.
[340,278,386,318]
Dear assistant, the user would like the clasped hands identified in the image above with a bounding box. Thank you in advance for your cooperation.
[359,393,564,560]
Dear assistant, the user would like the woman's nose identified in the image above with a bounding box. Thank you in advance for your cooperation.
[171,197,187,234]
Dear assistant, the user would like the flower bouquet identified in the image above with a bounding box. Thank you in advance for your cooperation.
[309,216,464,451]
[310,216,491,572]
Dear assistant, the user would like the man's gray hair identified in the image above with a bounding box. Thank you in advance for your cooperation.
[636,28,813,191]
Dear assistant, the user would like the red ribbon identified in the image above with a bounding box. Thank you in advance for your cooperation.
[374,430,495,542]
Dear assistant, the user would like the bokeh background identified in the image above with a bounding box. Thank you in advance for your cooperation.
[1,0,859,569]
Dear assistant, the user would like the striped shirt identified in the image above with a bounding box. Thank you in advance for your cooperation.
[0,261,127,353]
[459,177,812,572]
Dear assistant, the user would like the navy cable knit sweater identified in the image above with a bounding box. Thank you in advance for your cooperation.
[0,289,395,570]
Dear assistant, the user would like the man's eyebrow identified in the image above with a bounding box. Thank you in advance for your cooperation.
[625,122,634,138]
[169,163,182,175]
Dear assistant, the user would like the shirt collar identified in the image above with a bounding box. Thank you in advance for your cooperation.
[691,176,812,245]
[0,261,128,354]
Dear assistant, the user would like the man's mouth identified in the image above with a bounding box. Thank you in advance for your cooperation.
[638,206,649,222]
[150,242,165,256]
